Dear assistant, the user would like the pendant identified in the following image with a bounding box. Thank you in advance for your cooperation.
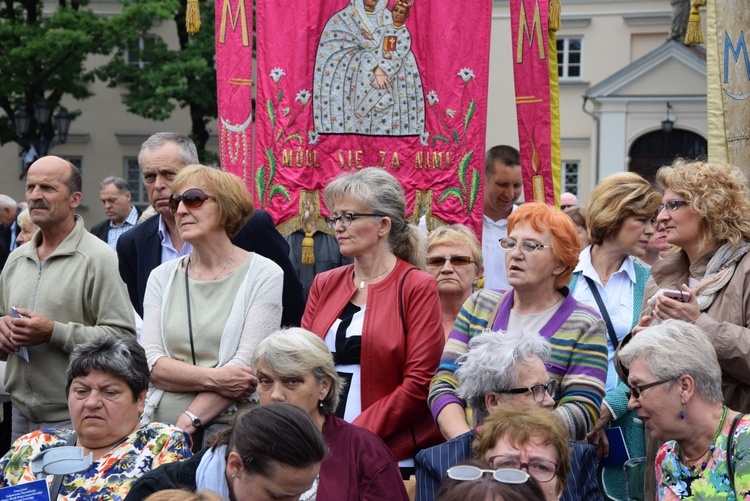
[359,280,366,289]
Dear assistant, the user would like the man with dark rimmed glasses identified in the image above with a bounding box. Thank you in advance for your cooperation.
[116,132,304,327]
[415,330,602,501]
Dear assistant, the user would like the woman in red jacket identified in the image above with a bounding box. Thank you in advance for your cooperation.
[302,168,445,472]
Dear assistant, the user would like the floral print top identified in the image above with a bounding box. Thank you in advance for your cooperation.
[656,415,750,500]
[0,423,192,500]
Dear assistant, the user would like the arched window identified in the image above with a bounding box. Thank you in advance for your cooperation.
[628,129,707,181]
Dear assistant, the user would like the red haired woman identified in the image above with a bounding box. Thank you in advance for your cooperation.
[428,203,608,442]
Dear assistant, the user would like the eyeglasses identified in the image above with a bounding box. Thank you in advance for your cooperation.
[499,238,552,253]
[626,377,677,400]
[498,381,558,403]
[446,465,531,484]
[325,212,383,229]
[658,200,690,213]
[426,256,475,267]
[169,189,216,214]
[487,455,559,483]
[560,205,574,210]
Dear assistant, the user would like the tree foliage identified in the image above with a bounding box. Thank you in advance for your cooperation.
[96,0,218,161]
[0,0,116,145]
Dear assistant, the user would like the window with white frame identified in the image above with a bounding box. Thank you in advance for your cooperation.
[562,161,580,195]
[126,36,155,69]
[125,157,149,210]
[557,37,582,80]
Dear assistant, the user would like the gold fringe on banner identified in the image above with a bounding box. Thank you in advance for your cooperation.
[186,0,201,35]
[685,0,705,45]
[549,0,561,32]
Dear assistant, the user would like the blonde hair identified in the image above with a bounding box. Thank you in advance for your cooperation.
[585,172,660,245]
[426,224,483,271]
[145,490,223,501]
[656,160,750,249]
[172,164,253,238]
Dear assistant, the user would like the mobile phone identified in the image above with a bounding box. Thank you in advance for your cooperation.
[661,289,690,302]
[10,307,26,318]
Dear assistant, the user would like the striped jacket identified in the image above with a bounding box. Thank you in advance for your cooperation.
[428,288,608,440]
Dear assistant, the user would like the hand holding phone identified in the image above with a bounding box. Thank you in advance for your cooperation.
[661,289,690,303]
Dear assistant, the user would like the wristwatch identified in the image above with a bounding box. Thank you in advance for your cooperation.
[184,409,203,429]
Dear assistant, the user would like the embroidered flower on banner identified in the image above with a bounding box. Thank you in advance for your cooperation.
[295,90,311,105]
[426,91,439,106]
[308,131,320,145]
[420,131,429,146]
[270,68,286,83]
[457,68,475,83]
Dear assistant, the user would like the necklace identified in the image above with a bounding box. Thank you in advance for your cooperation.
[190,248,234,280]
[353,262,394,289]
[677,405,728,473]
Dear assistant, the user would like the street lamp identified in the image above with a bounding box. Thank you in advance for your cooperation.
[14,99,73,177]
[661,102,674,133]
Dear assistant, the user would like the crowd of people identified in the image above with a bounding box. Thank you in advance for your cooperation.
[0,137,748,501]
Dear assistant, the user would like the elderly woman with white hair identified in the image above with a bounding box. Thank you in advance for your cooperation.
[416,331,600,501]
[252,328,408,500]
[618,319,750,500]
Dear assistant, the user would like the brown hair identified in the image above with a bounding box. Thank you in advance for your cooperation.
[172,164,253,238]
[473,403,571,496]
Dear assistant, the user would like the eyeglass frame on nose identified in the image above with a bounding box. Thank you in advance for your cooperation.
[658,200,690,213]
[168,189,216,214]
[499,237,552,253]
[625,377,678,400]
[497,380,558,402]
[325,212,384,229]
[446,465,531,484]
[425,255,475,267]
[487,455,560,483]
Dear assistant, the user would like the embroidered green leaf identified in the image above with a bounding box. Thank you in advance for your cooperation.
[265,148,277,185]
[468,168,480,212]
[453,130,461,146]
[277,89,283,104]
[255,167,265,206]
[464,100,476,133]
[282,134,304,145]
[270,184,291,202]
[438,187,464,204]
[267,99,276,130]
[432,135,450,145]
[458,151,472,194]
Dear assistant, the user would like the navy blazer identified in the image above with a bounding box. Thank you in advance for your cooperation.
[116,209,304,327]
[415,431,602,501]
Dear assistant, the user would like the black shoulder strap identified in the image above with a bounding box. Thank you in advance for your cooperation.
[583,276,619,350]
[727,413,744,495]
[49,432,78,498]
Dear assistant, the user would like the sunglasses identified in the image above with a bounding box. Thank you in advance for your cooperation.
[425,255,475,267]
[446,465,530,484]
[169,189,216,214]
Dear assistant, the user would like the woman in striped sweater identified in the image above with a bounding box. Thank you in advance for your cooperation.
[428,202,608,442]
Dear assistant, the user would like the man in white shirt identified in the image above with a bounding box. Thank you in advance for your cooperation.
[482,145,522,290]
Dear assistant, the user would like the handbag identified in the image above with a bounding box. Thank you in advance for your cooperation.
[623,457,646,501]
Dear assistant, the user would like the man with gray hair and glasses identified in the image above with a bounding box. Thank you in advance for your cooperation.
[416,330,601,501]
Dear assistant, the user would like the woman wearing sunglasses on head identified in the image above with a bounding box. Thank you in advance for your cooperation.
[472,404,572,501]
[618,320,750,500]
[436,460,545,501]
[139,164,283,443]
[424,225,484,340]
[429,202,608,443]
[301,168,444,470]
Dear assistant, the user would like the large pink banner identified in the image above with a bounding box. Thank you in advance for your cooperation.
[509,0,556,204]
[254,0,491,237]
[215,0,253,183]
